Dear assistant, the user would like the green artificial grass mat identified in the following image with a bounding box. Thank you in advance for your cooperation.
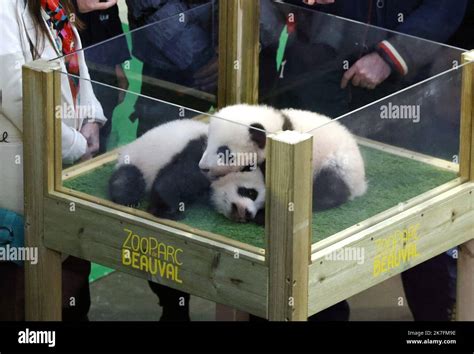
[64,146,455,249]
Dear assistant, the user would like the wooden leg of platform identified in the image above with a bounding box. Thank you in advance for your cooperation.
[457,51,474,321]
[23,60,62,320]
[215,304,250,321]
[456,240,474,320]
[266,132,313,321]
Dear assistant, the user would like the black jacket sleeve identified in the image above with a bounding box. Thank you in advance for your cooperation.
[377,0,468,75]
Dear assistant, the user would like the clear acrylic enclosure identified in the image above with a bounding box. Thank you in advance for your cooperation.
[55,2,218,116]
[305,62,466,243]
[50,0,469,250]
[255,1,466,243]
[259,1,465,117]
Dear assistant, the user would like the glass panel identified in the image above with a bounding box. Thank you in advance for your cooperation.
[53,2,218,114]
[304,61,468,243]
[259,1,465,117]
[56,72,268,248]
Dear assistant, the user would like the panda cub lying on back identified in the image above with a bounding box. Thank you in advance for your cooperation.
[201,104,367,224]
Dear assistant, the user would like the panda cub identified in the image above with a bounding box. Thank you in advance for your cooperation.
[201,104,367,224]
[210,164,267,224]
[108,119,210,219]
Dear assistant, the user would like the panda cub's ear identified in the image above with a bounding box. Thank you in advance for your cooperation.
[249,123,266,149]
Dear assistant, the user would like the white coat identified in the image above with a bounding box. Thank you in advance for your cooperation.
[0,0,106,214]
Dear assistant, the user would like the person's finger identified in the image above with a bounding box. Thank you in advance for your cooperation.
[199,82,218,92]
[81,131,90,140]
[195,81,217,92]
[90,142,100,155]
[193,60,218,79]
[118,91,126,104]
[194,59,218,78]
[194,71,218,87]
[341,65,356,88]
[80,152,92,162]
[194,65,218,83]
[196,79,217,90]
[119,78,129,91]
[366,77,378,89]
[351,73,362,87]
[193,67,213,80]
[91,0,118,11]
[359,80,370,89]
[363,74,379,88]
[304,0,334,4]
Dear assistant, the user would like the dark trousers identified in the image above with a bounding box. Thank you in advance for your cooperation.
[149,253,457,321]
[0,256,91,321]
[148,281,190,321]
[134,64,212,137]
[150,281,349,321]
[401,253,457,321]
[87,66,119,154]
[248,301,350,322]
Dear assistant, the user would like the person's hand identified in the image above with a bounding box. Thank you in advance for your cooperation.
[80,122,100,161]
[341,52,392,90]
[193,56,218,92]
[303,0,335,5]
[76,0,118,13]
[115,64,129,104]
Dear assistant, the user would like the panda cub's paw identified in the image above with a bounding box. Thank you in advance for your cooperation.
[109,164,146,207]
[254,208,265,226]
[148,208,185,221]
[147,198,186,221]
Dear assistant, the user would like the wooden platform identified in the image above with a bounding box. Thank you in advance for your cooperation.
[62,145,457,248]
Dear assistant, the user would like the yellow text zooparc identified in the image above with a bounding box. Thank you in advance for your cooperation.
[121,228,183,283]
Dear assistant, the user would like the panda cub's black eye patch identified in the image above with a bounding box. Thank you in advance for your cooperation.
[217,145,231,156]
[238,187,258,201]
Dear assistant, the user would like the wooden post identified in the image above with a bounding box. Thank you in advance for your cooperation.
[215,0,260,321]
[217,0,260,107]
[457,51,474,321]
[23,60,62,320]
[215,304,252,321]
[266,131,313,321]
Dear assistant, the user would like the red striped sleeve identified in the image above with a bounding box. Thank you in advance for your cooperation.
[378,40,408,76]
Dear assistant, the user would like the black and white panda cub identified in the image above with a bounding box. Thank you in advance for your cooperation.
[210,163,267,225]
[201,104,367,224]
[108,119,210,219]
